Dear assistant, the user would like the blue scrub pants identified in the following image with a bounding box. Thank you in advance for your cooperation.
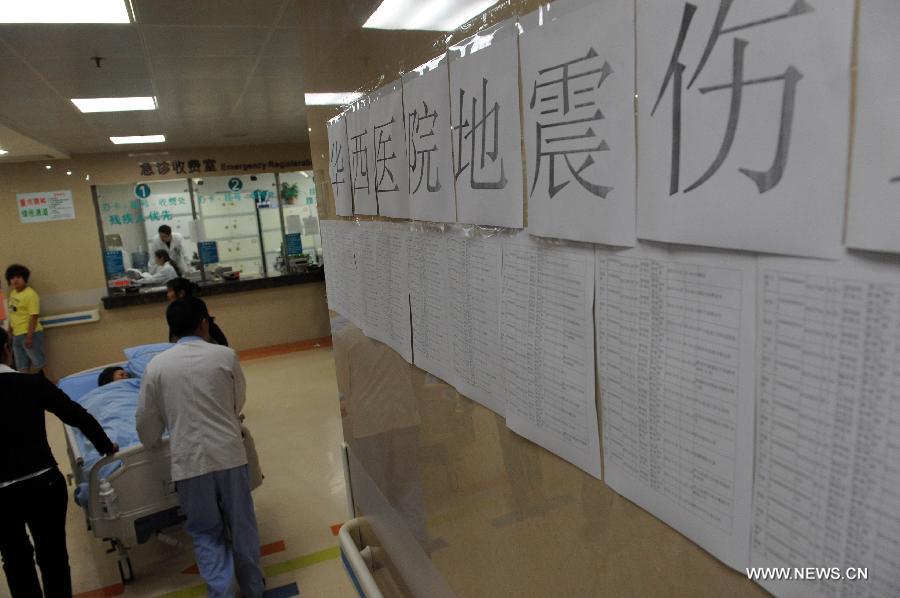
[176,465,264,598]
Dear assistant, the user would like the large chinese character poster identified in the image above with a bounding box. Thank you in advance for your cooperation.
[369,81,411,219]
[520,0,636,246]
[637,0,853,258]
[450,20,524,229]
[847,0,900,254]
[346,97,378,215]
[327,113,354,216]
[403,58,456,223]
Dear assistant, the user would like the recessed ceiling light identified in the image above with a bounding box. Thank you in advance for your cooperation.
[66,170,72,176]
[0,0,131,23]
[85,174,91,181]
[0,149,8,156]
[110,135,166,145]
[304,92,363,106]
[72,97,157,113]
[45,164,52,170]
[364,0,497,31]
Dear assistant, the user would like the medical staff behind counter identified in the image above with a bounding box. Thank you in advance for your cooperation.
[0,328,118,597]
[149,224,191,276]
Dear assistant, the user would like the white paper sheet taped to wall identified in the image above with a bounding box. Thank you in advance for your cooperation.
[636,0,853,258]
[520,0,636,246]
[596,242,757,570]
[446,228,505,416]
[751,252,900,598]
[369,81,411,219]
[449,19,525,229]
[501,231,601,479]
[368,221,414,363]
[403,56,457,224]
[326,114,354,216]
[346,97,378,216]
[409,225,454,384]
[847,0,900,254]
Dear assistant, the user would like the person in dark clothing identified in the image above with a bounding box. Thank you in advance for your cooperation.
[0,328,118,597]
[165,278,229,346]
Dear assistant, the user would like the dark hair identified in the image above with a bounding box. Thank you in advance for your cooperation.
[158,225,172,235]
[4,264,30,284]
[166,298,207,339]
[154,249,182,277]
[166,277,196,298]
[98,366,126,387]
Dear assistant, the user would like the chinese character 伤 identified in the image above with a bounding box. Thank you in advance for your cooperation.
[651,0,813,195]
[529,47,614,199]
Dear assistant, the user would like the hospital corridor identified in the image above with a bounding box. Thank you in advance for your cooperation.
[3,0,900,597]
[0,345,358,598]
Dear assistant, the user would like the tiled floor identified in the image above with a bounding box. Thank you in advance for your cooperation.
[0,347,357,598]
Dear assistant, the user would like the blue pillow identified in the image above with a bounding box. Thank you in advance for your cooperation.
[124,343,174,377]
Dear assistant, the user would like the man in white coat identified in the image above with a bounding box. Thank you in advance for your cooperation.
[149,224,191,275]
[136,298,264,598]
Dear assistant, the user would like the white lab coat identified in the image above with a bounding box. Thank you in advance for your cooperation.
[136,337,247,481]
[149,232,191,275]
[138,262,178,286]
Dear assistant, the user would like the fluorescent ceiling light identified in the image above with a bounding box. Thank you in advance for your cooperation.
[0,0,131,23]
[0,149,8,156]
[364,0,497,31]
[304,92,363,106]
[110,135,166,145]
[72,97,157,113]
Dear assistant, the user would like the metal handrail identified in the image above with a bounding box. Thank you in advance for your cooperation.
[339,518,384,598]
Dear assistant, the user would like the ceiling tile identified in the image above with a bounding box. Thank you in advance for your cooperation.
[132,0,286,27]
[0,25,144,59]
[47,77,155,99]
[29,55,150,82]
[151,55,257,80]
[142,26,268,57]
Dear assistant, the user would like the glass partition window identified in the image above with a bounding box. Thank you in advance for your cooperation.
[94,170,320,295]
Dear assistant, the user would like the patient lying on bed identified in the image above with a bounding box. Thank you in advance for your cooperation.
[98,366,131,386]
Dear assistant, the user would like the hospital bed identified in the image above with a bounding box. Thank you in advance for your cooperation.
[59,344,184,583]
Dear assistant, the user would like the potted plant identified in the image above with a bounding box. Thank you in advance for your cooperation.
[281,182,299,205]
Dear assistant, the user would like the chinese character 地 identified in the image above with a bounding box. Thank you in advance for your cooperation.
[651,0,813,195]
[529,47,614,199]
[454,78,507,190]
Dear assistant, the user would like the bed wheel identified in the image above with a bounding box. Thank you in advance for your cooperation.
[117,556,134,583]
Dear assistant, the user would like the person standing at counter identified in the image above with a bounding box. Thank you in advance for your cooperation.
[149,225,191,275]
[4,264,48,376]
[165,278,228,346]
[0,327,118,597]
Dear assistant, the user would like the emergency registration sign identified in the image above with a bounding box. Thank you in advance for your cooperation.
[17,190,76,224]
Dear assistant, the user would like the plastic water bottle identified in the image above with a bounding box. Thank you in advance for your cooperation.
[98,479,119,518]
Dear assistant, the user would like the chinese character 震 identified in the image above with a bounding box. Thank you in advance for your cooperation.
[529,48,614,199]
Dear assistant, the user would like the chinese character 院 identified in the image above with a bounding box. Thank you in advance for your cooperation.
[529,48,614,199]
[407,103,440,193]
[651,0,812,195]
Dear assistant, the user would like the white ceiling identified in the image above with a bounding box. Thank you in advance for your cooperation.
[0,0,311,159]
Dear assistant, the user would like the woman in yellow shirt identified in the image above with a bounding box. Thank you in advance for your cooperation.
[5,264,47,377]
